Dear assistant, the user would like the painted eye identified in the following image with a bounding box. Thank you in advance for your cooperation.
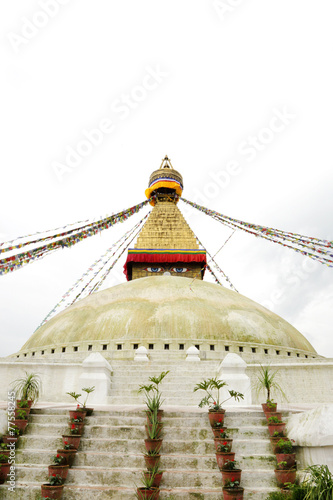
[170,267,189,273]
[144,267,164,273]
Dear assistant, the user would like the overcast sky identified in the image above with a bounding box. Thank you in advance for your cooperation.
[0,1,332,358]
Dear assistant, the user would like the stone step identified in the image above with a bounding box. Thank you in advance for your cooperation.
[0,483,279,500]
[15,464,277,488]
[15,449,276,470]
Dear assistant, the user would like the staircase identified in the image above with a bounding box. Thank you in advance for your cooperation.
[0,406,280,499]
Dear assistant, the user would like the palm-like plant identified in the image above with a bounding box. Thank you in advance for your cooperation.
[138,371,169,412]
[254,365,286,403]
[66,386,95,408]
[193,377,244,410]
[12,372,42,403]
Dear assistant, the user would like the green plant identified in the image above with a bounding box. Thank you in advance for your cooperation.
[302,464,333,500]
[51,454,65,465]
[146,410,163,440]
[212,418,225,429]
[135,487,159,499]
[193,377,244,410]
[12,372,42,403]
[272,431,284,437]
[268,416,283,424]
[63,441,75,450]
[70,424,80,435]
[48,474,63,485]
[216,430,229,439]
[276,439,295,454]
[9,425,20,437]
[70,416,83,423]
[139,371,169,413]
[16,400,29,409]
[217,441,232,453]
[0,454,9,463]
[277,461,289,470]
[15,409,27,420]
[254,365,286,403]
[222,459,240,471]
[66,386,95,408]
[0,443,8,451]
[224,478,240,489]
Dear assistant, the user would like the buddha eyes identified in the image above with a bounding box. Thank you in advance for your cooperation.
[144,267,190,273]
[170,267,189,273]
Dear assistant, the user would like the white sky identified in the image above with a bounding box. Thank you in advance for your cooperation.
[0,0,332,358]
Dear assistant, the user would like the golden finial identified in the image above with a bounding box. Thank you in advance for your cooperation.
[160,155,173,169]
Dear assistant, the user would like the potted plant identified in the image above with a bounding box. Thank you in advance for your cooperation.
[275,439,296,469]
[254,365,285,413]
[265,411,282,422]
[68,418,84,435]
[214,430,233,452]
[215,442,235,470]
[56,442,77,467]
[0,454,10,485]
[143,464,163,488]
[13,409,28,434]
[41,473,64,498]
[193,377,244,427]
[144,450,161,471]
[267,416,286,437]
[274,461,296,488]
[12,371,42,406]
[48,454,69,482]
[144,411,163,454]
[222,478,244,500]
[62,430,81,450]
[66,386,95,416]
[221,459,242,486]
[16,399,31,415]
[0,443,9,458]
[270,432,288,453]
[211,419,227,437]
[136,470,160,499]
[2,425,20,444]
[139,371,169,422]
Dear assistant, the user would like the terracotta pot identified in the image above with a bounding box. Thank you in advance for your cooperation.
[0,463,10,485]
[144,471,163,487]
[2,436,18,446]
[84,407,94,416]
[222,487,244,500]
[48,464,69,482]
[262,402,277,413]
[144,454,160,470]
[270,436,289,453]
[276,453,296,469]
[268,423,286,437]
[216,452,236,469]
[145,439,163,453]
[214,438,233,452]
[0,450,10,458]
[208,410,225,427]
[68,421,84,435]
[69,409,87,421]
[137,487,160,499]
[221,468,242,486]
[13,419,28,434]
[146,410,164,423]
[62,434,81,450]
[212,427,227,438]
[274,469,296,487]
[41,483,64,499]
[56,448,77,467]
[265,412,282,422]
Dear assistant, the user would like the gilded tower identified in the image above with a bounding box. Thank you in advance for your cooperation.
[124,156,207,280]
